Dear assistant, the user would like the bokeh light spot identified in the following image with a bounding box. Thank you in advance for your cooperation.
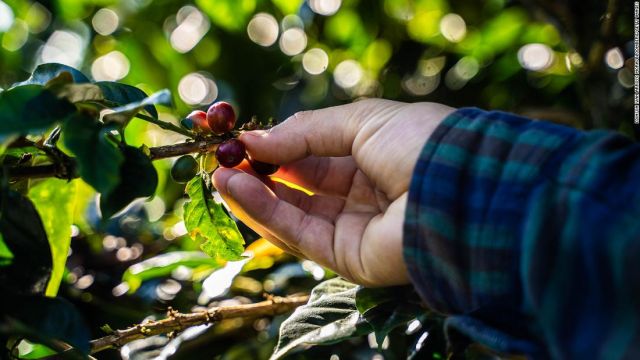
[605,47,624,70]
[453,56,479,80]
[309,0,342,16]
[1,19,27,51]
[39,30,85,68]
[333,60,363,89]
[170,6,210,53]
[247,13,278,47]
[279,28,307,56]
[517,43,554,71]
[281,14,304,30]
[91,50,130,81]
[302,48,329,75]
[439,13,466,42]
[92,8,119,36]
[0,1,14,32]
[25,2,51,34]
[178,72,218,105]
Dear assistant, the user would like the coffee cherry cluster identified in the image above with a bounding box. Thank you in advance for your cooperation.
[183,101,236,135]
[171,101,279,183]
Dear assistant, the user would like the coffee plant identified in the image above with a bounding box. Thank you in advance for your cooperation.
[0,63,451,360]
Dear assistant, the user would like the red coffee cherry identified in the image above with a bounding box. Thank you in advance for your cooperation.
[186,110,210,133]
[248,158,279,175]
[215,139,246,168]
[207,101,236,135]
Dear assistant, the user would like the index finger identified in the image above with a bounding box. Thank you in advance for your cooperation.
[239,99,404,165]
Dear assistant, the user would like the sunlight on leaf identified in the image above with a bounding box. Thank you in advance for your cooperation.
[102,89,171,123]
[0,233,14,266]
[123,251,222,292]
[183,176,245,261]
[271,278,371,359]
[28,178,78,297]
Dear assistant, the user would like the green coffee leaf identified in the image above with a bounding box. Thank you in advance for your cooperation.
[15,341,57,359]
[96,81,158,118]
[99,145,158,219]
[62,111,124,195]
[0,85,75,135]
[28,178,78,296]
[14,63,91,86]
[0,190,51,294]
[102,89,171,123]
[270,278,372,359]
[355,286,425,346]
[183,176,244,261]
[123,251,222,292]
[51,83,105,103]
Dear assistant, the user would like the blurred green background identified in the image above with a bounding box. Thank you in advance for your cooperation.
[0,0,633,359]
[0,0,634,130]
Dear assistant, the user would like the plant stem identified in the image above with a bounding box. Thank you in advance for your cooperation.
[89,294,309,354]
[7,138,223,180]
[148,137,222,160]
[135,113,195,138]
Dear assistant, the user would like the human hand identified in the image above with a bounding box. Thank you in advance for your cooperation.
[212,99,455,287]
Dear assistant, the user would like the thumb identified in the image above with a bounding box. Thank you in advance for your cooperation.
[239,99,405,164]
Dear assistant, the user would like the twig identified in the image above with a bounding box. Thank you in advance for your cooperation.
[7,138,223,180]
[90,294,309,354]
[135,113,195,138]
[148,137,222,160]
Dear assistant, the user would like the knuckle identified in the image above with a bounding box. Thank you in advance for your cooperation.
[290,110,314,124]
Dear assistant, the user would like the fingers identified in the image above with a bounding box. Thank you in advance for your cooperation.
[212,167,338,270]
[240,99,404,164]
[274,156,357,198]
[270,181,345,223]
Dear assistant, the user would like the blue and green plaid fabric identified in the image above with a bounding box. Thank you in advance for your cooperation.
[404,108,640,359]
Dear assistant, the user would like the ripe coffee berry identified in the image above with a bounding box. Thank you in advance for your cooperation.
[248,158,279,176]
[171,155,198,183]
[207,101,236,135]
[186,110,210,133]
[215,139,246,168]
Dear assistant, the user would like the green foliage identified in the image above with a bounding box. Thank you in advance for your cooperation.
[17,63,91,86]
[355,286,425,346]
[0,85,75,135]
[99,145,158,219]
[61,111,124,194]
[271,278,372,359]
[96,81,159,118]
[122,251,222,292]
[183,176,245,261]
[196,0,255,32]
[0,233,14,266]
[102,89,171,124]
[28,178,78,296]
[0,190,51,295]
[4,295,90,355]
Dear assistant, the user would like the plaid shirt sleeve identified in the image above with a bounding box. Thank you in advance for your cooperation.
[404,108,640,359]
